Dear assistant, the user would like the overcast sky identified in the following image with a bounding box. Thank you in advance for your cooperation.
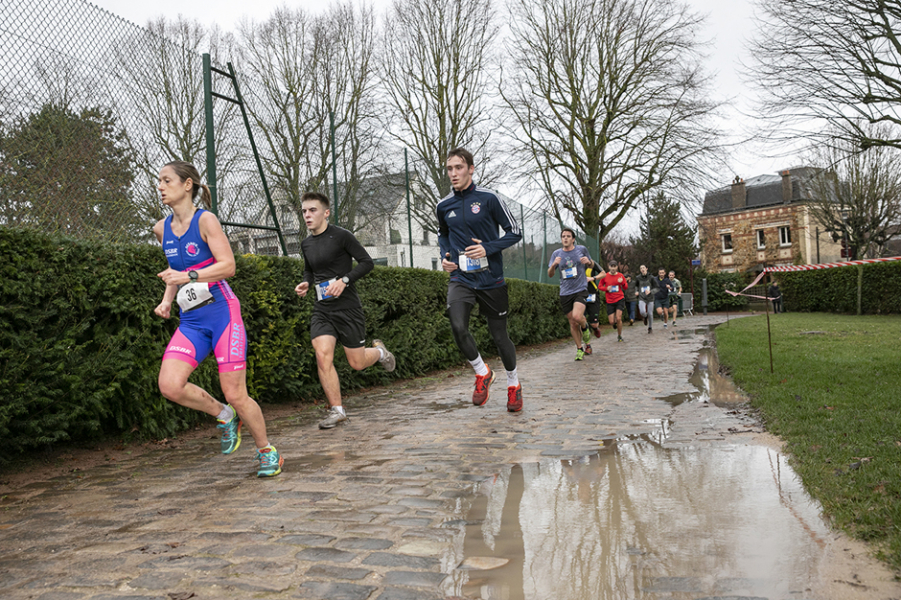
[88,0,787,213]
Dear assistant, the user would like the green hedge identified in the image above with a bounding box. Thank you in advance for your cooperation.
[693,271,749,311]
[778,260,901,314]
[0,228,565,461]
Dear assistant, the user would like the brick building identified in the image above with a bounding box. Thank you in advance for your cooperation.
[697,168,844,273]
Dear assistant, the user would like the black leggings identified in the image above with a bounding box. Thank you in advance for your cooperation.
[447,302,517,372]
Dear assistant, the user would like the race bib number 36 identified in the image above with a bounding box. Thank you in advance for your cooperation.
[177,282,214,313]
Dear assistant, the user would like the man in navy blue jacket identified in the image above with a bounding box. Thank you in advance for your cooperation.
[438,148,524,412]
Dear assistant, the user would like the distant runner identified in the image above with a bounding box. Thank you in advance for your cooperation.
[597,260,628,342]
[634,265,658,333]
[548,228,594,360]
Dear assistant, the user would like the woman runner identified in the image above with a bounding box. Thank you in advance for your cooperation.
[153,161,282,477]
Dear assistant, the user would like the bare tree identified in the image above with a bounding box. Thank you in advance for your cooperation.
[804,124,901,260]
[380,0,500,233]
[238,2,385,234]
[111,17,243,224]
[503,0,723,244]
[749,0,901,150]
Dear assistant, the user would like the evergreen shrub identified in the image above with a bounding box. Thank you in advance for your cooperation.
[778,260,901,314]
[0,228,565,460]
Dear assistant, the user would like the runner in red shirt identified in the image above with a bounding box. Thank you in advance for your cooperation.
[597,260,628,342]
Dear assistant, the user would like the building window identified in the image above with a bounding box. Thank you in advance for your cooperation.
[779,226,791,246]
[431,257,438,271]
[756,230,766,249]
[722,233,733,253]
[422,230,430,245]
[390,229,402,244]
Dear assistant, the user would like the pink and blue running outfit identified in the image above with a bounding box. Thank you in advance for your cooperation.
[161,209,247,373]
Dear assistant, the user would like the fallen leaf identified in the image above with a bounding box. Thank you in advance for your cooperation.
[168,593,196,600]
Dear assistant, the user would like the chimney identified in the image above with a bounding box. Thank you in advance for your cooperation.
[781,169,792,203]
[731,176,746,209]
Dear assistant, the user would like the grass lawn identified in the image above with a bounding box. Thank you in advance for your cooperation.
[715,312,901,571]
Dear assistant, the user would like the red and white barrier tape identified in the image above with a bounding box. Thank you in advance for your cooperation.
[764,255,901,272]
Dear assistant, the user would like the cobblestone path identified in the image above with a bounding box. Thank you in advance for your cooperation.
[0,314,892,600]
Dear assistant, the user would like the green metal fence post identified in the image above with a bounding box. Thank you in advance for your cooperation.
[226,63,287,256]
[202,54,218,214]
[405,148,413,268]
[540,212,547,283]
[521,204,527,280]
[330,111,339,225]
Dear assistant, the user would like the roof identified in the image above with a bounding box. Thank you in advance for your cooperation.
[701,167,820,216]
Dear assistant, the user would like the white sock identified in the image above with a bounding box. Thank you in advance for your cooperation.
[217,405,234,422]
[507,368,519,388]
[333,405,346,416]
[469,355,489,376]
[376,346,387,360]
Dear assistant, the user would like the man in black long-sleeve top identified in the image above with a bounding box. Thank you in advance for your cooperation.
[294,192,395,429]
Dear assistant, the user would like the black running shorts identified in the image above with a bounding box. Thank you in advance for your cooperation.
[447,281,510,319]
[606,298,626,315]
[310,306,367,348]
[559,291,588,315]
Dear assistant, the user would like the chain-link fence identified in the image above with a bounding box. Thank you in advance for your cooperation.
[0,0,596,285]
[0,0,277,244]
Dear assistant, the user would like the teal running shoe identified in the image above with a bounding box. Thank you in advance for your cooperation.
[257,446,283,477]
[217,409,242,455]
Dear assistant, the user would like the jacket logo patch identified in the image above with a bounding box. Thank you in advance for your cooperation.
[471,203,481,214]
[447,210,457,218]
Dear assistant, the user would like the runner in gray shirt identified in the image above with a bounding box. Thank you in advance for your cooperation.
[548,228,594,361]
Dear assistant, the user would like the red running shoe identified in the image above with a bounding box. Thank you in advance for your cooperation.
[592,325,601,338]
[507,384,523,412]
[584,343,593,355]
[472,367,495,406]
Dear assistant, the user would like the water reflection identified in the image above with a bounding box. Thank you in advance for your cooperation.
[451,441,829,600]
[660,346,747,406]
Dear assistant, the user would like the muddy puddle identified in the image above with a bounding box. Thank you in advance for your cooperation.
[440,331,835,599]
[444,436,828,600]
[661,328,747,408]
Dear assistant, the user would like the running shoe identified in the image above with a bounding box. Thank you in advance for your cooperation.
[575,348,585,361]
[617,336,624,342]
[372,339,396,372]
[592,325,601,338]
[672,320,677,327]
[256,446,283,477]
[472,366,495,406]
[629,319,634,326]
[648,327,652,334]
[319,407,348,429]
[217,409,242,455]
[643,316,647,326]
[663,323,668,329]
[506,384,523,413]
[581,326,591,346]
[584,343,593,355]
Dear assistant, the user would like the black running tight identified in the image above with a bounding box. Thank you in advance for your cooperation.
[447,302,517,371]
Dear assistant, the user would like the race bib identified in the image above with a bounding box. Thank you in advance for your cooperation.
[561,266,578,279]
[460,255,488,273]
[176,282,214,313]
[609,285,619,293]
[641,286,650,295]
[586,293,596,303]
[316,278,338,301]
